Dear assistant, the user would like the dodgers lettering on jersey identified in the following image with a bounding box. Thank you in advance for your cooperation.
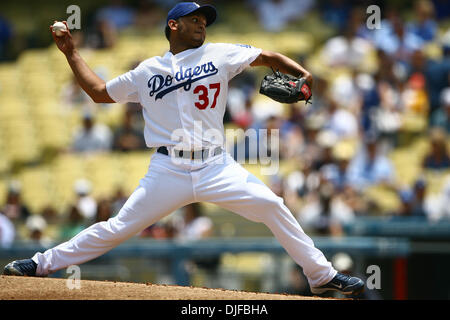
[148,61,218,100]
[106,43,262,149]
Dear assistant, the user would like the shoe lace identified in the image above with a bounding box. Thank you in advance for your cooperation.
[333,273,351,283]
[17,260,36,274]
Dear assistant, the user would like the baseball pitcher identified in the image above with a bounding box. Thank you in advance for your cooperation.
[4,2,364,296]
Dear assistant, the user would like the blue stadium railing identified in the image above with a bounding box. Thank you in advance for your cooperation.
[343,217,450,239]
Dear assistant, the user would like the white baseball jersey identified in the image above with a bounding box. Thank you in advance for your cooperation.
[106,43,262,149]
[32,42,337,289]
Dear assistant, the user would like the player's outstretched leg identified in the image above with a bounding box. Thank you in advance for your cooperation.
[196,153,364,296]
[3,152,194,277]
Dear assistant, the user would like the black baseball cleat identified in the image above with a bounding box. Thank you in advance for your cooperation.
[3,259,37,276]
[311,272,365,295]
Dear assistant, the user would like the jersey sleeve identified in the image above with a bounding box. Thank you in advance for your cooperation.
[222,43,262,80]
[106,67,141,104]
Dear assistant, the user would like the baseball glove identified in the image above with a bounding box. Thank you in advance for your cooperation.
[259,69,312,104]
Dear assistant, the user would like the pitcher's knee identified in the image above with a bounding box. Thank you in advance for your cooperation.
[255,195,286,220]
[92,218,135,243]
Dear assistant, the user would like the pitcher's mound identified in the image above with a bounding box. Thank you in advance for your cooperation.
[0,275,332,300]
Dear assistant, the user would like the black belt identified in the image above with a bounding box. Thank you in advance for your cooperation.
[157,146,222,160]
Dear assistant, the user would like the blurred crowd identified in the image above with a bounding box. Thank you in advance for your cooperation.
[226,0,450,237]
[1,0,450,249]
[0,177,213,248]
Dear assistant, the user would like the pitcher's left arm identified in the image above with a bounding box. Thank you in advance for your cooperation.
[250,50,313,86]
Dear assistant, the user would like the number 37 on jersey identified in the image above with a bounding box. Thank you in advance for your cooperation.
[147,61,221,111]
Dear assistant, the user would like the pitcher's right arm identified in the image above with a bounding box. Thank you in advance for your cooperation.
[50,21,115,103]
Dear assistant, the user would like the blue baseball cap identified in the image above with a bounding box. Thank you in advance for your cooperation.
[166,2,217,27]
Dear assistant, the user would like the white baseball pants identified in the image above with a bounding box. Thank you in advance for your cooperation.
[32,151,336,287]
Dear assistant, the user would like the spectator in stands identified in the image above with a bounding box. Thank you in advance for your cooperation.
[322,96,359,141]
[301,159,322,196]
[422,127,450,170]
[40,206,59,223]
[95,199,112,223]
[350,6,376,41]
[404,49,435,120]
[86,19,117,49]
[61,75,93,109]
[250,0,315,32]
[279,104,305,159]
[321,141,369,216]
[400,64,429,124]
[308,77,330,112]
[73,179,97,224]
[425,31,450,114]
[372,81,402,144]
[375,49,401,85]
[407,0,438,42]
[264,114,282,158]
[320,18,375,70]
[95,0,136,31]
[394,177,430,218]
[232,113,282,162]
[1,180,31,223]
[397,188,412,216]
[320,140,355,192]
[174,203,213,241]
[300,113,326,168]
[320,0,351,30]
[25,215,52,247]
[313,130,338,171]
[140,215,175,239]
[60,205,86,241]
[72,112,113,153]
[373,16,424,63]
[134,0,165,31]
[426,176,450,221]
[174,203,217,278]
[297,181,355,237]
[356,73,380,136]
[347,133,395,190]
[411,177,429,217]
[0,212,15,248]
[282,164,306,214]
[62,64,111,111]
[430,87,450,132]
[283,103,304,131]
[112,109,146,152]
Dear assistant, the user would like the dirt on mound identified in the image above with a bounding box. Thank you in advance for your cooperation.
[0,275,332,300]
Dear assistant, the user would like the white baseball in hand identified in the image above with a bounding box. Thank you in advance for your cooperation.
[52,21,67,37]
